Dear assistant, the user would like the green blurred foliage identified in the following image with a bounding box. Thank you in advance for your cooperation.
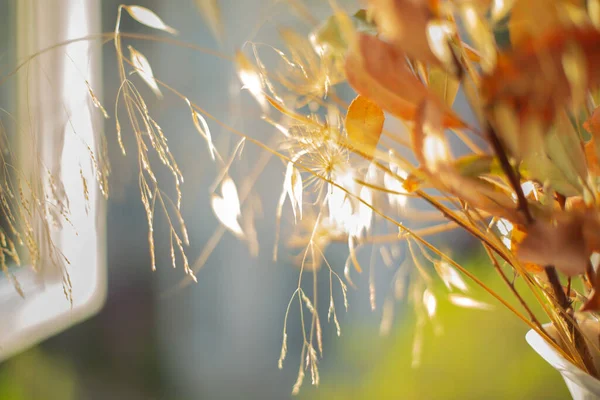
[307,254,570,400]
[0,255,573,399]
[0,348,77,400]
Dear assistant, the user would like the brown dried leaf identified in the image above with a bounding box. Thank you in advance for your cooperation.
[517,219,585,276]
[581,261,600,311]
[345,34,464,127]
[345,95,385,157]
[510,224,545,273]
[581,290,600,312]
[517,211,600,276]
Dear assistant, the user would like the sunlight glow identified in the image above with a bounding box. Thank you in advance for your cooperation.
[497,218,514,249]
[423,289,437,318]
[212,177,244,237]
[449,294,493,310]
[236,51,267,109]
[326,170,373,238]
[426,21,455,67]
[384,163,408,207]
[423,135,450,171]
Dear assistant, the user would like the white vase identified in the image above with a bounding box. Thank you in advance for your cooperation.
[527,321,600,400]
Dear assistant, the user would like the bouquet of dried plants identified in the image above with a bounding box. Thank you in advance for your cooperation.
[7,0,600,394]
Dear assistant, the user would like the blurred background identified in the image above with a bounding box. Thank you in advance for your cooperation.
[0,0,570,399]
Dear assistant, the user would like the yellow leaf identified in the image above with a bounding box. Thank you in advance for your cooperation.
[508,0,561,46]
[428,66,460,107]
[345,95,385,157]
[591,0,600,28]
[128,45,162,98]
[195,0,222,41]
[123,5,177,35]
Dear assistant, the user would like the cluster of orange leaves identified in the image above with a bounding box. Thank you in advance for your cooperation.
[342,0,600,311]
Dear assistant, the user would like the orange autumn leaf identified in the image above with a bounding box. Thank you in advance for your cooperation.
[584,139,600,175]
[483,27,600,123]
[403,172,425,192]
[509,0,562,47]
[368,0,442,67]
[345,95,385,157]
[345,33,464,127]
[584,106,600,137]
[583,109,600,175]
[583,212,600,253]
[582,246,600,311]
[566,196,586,211]
[509,0,587,47]
[581,289,600,312]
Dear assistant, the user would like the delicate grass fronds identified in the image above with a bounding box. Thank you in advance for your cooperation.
[6,1,600,392]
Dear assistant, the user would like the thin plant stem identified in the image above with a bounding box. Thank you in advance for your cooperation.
[486,123,599,378]
[483,245,546,334]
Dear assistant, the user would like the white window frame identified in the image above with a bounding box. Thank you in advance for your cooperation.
[0,0,106,360]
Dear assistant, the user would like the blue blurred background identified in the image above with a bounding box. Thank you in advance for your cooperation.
[0,0,570,399]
